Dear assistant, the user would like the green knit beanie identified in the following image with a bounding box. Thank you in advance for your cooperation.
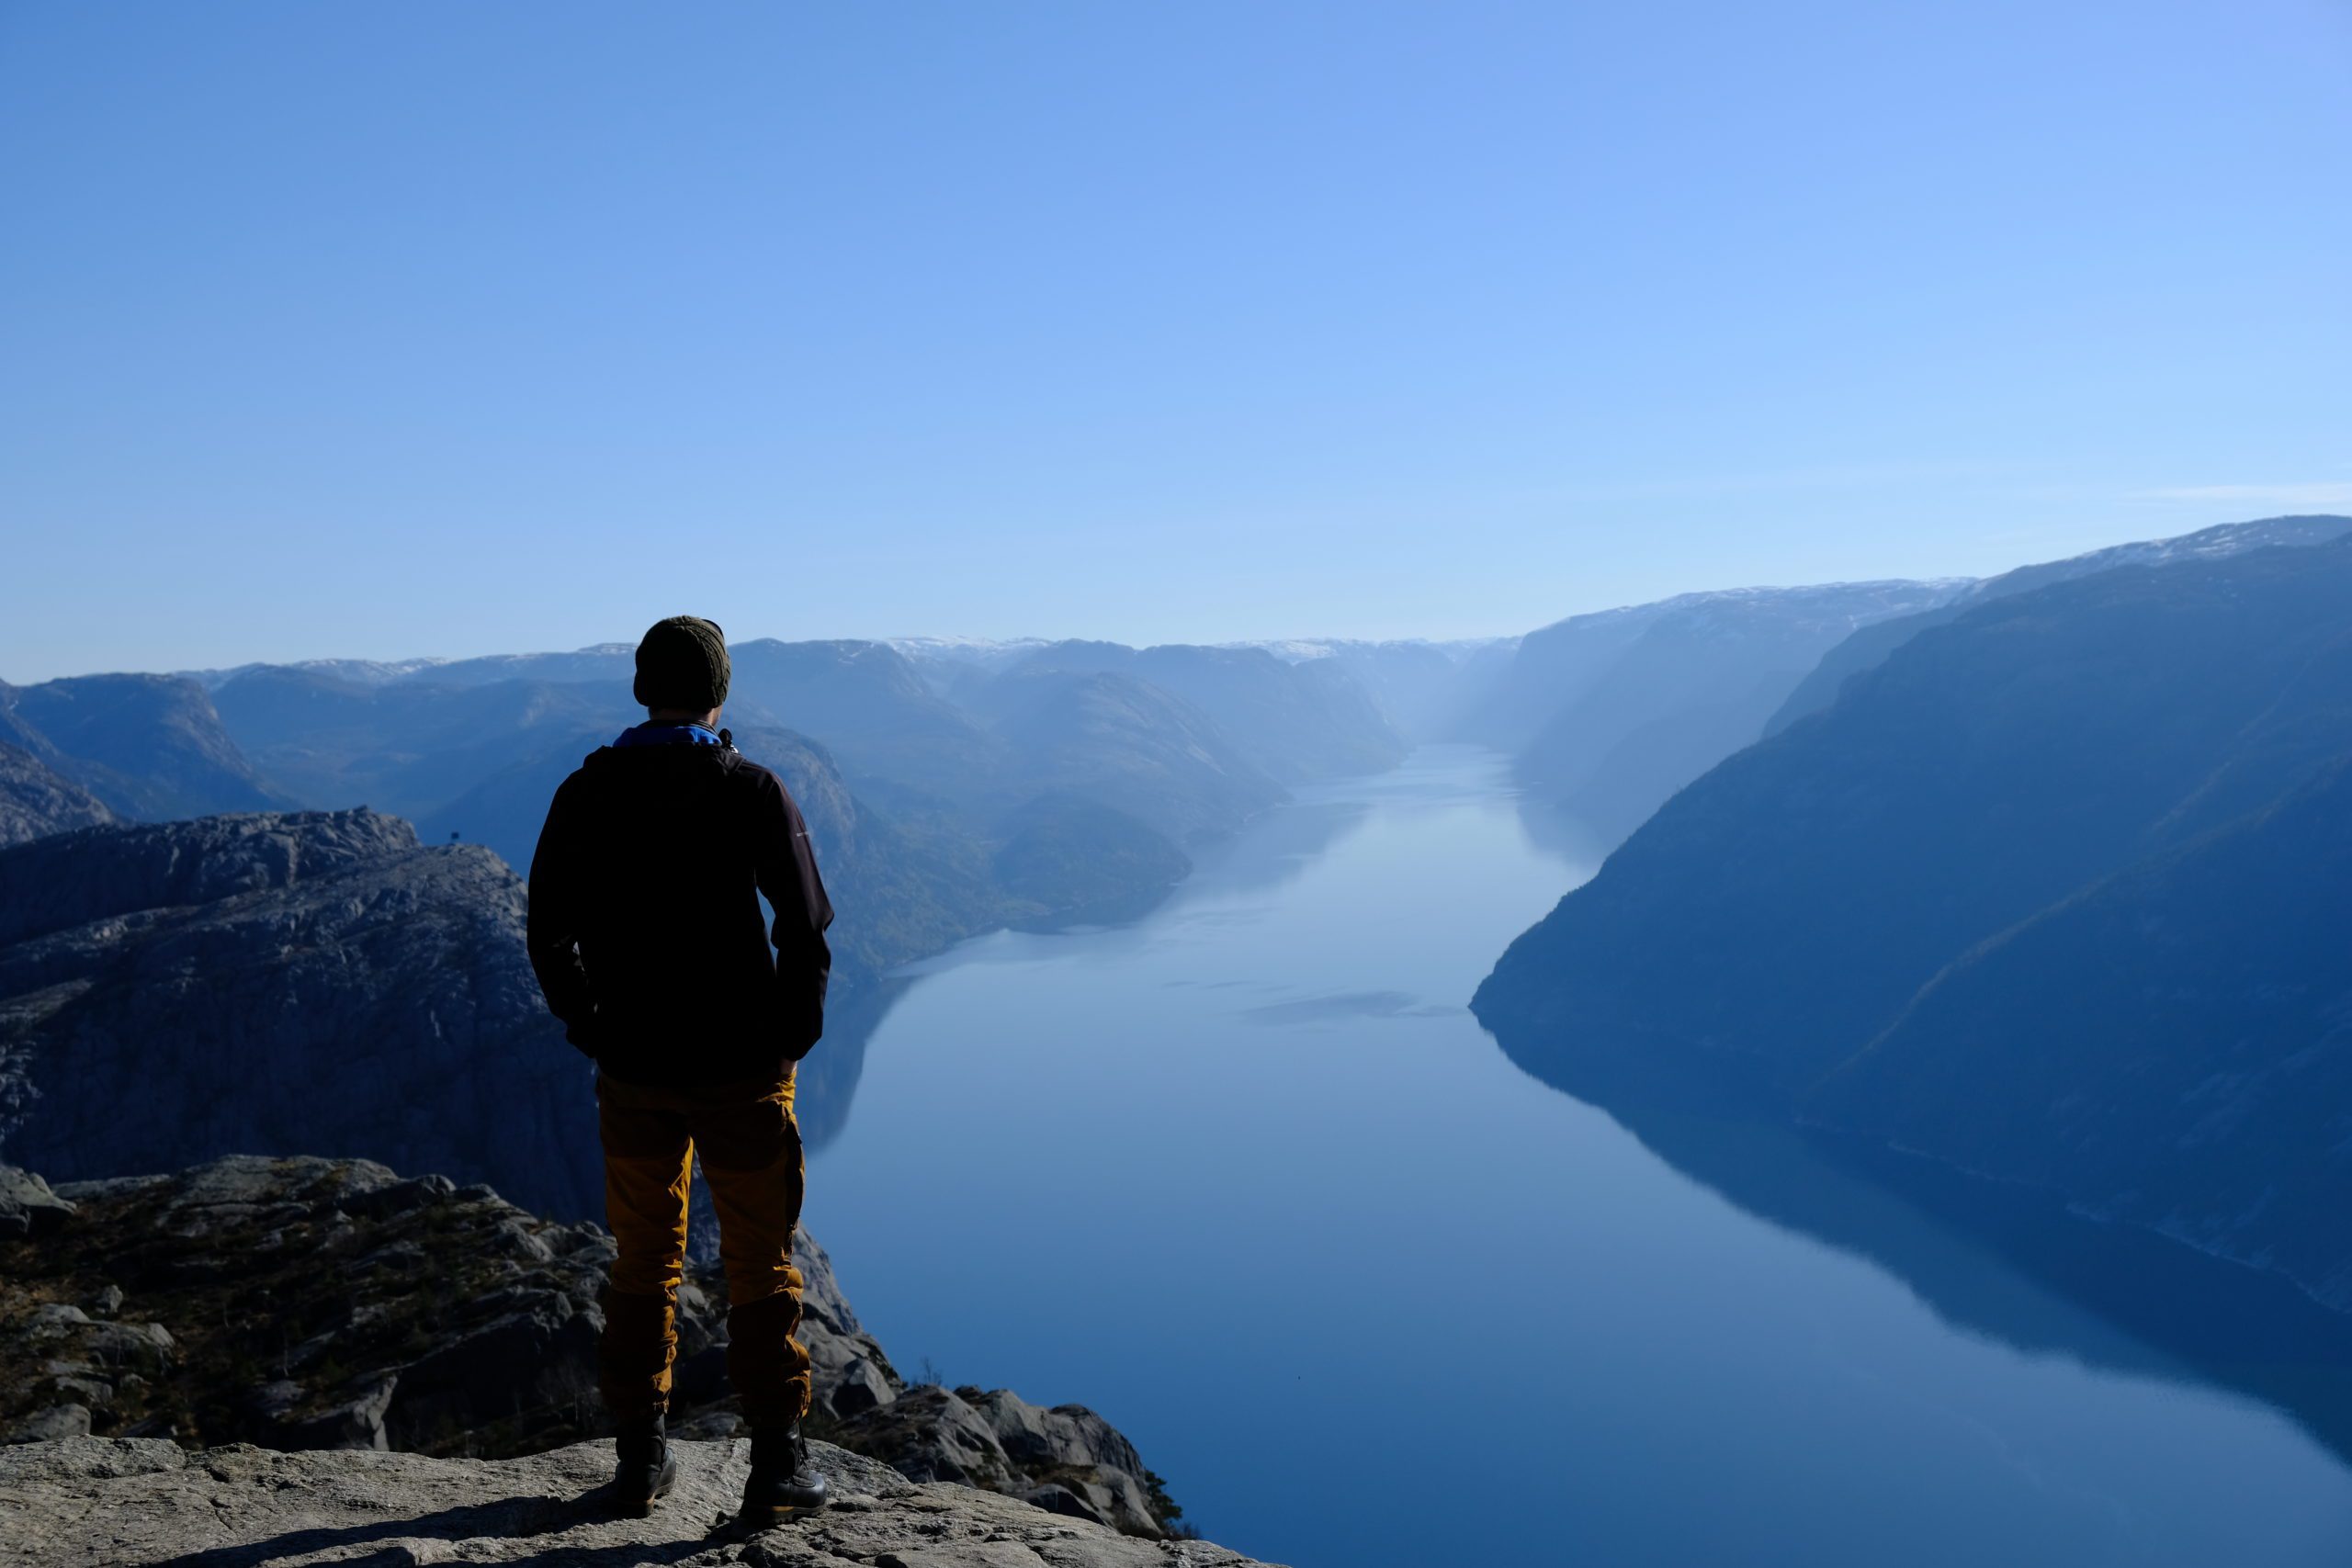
[633,615,731,711]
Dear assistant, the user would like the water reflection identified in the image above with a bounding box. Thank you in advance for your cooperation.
[1496,1035,2352,1472]
[1183,797,1369,897]
[794,979,909,1153]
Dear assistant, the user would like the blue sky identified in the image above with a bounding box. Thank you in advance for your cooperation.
[3,1,2347,681]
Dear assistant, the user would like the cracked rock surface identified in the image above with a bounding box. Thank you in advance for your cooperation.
[0,1436,1279,1568]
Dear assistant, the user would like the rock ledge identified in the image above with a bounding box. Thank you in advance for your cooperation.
[0,1435,1279,1568]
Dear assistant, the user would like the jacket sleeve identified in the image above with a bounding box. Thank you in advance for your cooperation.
[526,773,600,1055]
[754,773,835,1060]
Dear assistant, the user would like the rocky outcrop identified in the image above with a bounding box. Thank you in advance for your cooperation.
[0,741,114,849]
[0,1436,1279,1567]
[831,1387,1180,1539]
[0,1156,1191,1540]
[0,810,600,1219]
[0,1164,73,1239]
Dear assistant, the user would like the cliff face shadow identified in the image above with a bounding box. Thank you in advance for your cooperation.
[1492,1028,2352,1472]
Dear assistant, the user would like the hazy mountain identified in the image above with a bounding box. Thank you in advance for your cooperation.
[1482,581,1964,844]
[0,742,114,848]
[198,638,1233,959]
[209,637,1008,814]
[1004,640,1408,784]
[369,643,638,689]
[882,637,1056,714]
[209,641,1005,826]
[724,638,1006,795]
[200,632,1392,864]
[1451,601,1685,753]
[0,674,288,821]
[987,795,1192,916]
[211,667,640,819]
[1245,638,1501,742]
[74,631,1398,1007]
[977,668,1285,844]
[1767,514,2352,737]
[713,724,1003,980]
[1475,538,2352,1307]
[178,655,452,690]
[887,637,1054,679]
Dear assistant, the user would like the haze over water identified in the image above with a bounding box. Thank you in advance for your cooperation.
[808,747,2352,1567]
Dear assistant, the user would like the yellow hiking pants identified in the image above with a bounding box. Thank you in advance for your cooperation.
[594,1070,811,1430]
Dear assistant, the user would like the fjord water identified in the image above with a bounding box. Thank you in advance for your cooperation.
[807,748,2352,1567]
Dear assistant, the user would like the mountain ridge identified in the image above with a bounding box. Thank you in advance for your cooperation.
[1474,536,2352,1312]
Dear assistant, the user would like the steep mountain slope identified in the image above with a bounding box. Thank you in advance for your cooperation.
[0,743,113,848]
[1476,539,2352,1308]
[1450,600,1685,752]
[1808,756,2352,1307]
[1767,514,2352,736]
[0,674,288,820]
[0,811,598,1218]
[1504,581,1962,844]
[1477,541,2352,1089]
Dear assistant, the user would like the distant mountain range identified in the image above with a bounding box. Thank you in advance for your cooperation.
[0,674,289,823]
[1476,518,2352,1312]
[0,632,1445,1190]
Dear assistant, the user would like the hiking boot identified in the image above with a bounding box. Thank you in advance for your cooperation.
[740,1421,828,1527]
[610,1416,679,1517]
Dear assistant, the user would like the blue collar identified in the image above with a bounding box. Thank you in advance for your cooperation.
[613,722,723,749]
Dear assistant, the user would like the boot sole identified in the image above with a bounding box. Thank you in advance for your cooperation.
[738,1498,828,1530]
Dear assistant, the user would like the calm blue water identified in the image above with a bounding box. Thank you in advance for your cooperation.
[805,746,2352,1567]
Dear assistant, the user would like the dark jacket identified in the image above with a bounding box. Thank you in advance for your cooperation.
[526,734,833,1086]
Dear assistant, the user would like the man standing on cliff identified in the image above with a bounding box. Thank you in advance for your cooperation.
[526,615,834,1524]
